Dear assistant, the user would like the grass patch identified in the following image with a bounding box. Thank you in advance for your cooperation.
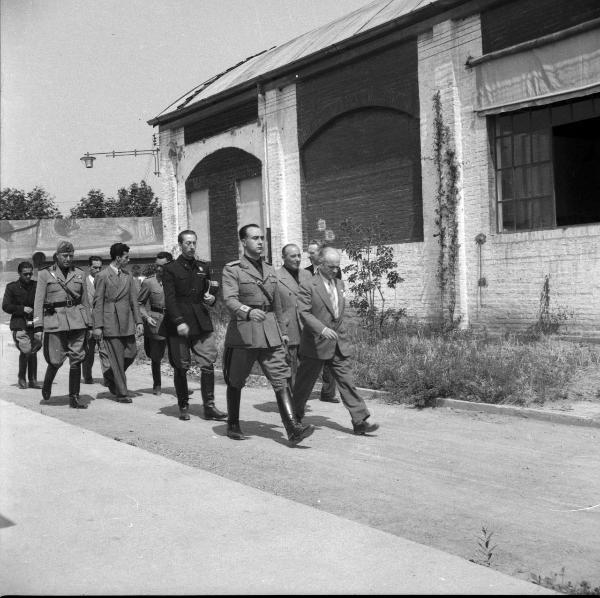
[349,321,600,407]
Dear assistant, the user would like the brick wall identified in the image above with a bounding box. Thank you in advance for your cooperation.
[297,41,422,247]
[481,0,600,54]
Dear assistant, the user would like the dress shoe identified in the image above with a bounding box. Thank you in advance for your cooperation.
[42,389,51,401]
[288,423,315,446]
[17,378,28,389]
[153,385,161,395]
[203,403,227,421]
[320,395,340,403]
[116,396,133,404]
[352,419,379,435]
[179,405,190,420]
[227,422,245,440]
[28,379,42,389]
[83,377,94,384]
[69,395,88,409]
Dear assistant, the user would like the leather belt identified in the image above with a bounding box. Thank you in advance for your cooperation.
[150,305,167,313]
[247,304,273,312]
[45,298,81,308]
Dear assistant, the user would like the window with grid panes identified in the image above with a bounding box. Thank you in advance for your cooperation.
[493,94,600,232]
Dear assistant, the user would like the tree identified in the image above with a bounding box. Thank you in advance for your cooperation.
[69,180,161,218]
[0,186,62,219]
[340,216,404,331]
[113,180,161,217]
[70,189,116,218]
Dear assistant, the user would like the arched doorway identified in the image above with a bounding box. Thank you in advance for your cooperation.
[186,147,263,274]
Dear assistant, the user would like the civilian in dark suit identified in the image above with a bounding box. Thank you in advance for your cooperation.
[276,243,312,390]
[293,247,379,435]
[160,230,226,422]
[305,239,340,404]
[2,261,42,389]
[138,251,172,395]
[92,243,143,402]
[81,255,103,384]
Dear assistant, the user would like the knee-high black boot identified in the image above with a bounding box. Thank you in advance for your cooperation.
[201,366,226,420]
[151,361,161,394]
[27,353,41,388]
[41,364,59,401]
[226,386,244,440]
[275,386,314,446]
[69,363,87,409]
[174,368,190,420]
[18,353,28,388]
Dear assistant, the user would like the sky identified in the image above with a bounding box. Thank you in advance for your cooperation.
[1,0,370,215]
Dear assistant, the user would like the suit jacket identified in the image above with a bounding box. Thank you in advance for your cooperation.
[276,266,312,346]
[33,265,91,333]
[298,274,352,360]
[92,266,141,337]
[2,279,37,331]
[222,255,285,348]
[160,255,215,336]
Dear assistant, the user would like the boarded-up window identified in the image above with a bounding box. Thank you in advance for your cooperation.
[301,108,422,245]
[187,189,211,260]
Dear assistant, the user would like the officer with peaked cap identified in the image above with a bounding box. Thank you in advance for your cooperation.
[33,240,92,408]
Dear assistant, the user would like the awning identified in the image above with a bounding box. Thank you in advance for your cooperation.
[474,26,600,115]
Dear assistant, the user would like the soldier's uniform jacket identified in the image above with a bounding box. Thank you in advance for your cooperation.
[222,255,286,348]
[138,274,166,340]
[2,279,37,331]
[160,255,215,336]
[33,265,91,332]
[276,266,312,346]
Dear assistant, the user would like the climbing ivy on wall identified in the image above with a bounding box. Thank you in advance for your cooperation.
[432,91,461,329]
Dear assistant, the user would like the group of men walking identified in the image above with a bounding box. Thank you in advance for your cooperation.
[3,225,378,446]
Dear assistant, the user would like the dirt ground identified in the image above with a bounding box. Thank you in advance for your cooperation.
[2,330,599,592]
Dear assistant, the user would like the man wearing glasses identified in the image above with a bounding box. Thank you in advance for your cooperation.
[33,241,92,408]
[2,261,42,389]
[81,255,103,384]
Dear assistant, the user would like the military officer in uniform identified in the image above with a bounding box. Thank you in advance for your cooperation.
[2,261,42,389]
[33,241,92,408]
[138,251,172,395]
[221,224,314,446]
[160,230,226,422]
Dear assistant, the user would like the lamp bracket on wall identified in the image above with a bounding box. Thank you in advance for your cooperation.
[80,148,160,176]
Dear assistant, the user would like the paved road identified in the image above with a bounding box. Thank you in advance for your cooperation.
[2,326,597,592]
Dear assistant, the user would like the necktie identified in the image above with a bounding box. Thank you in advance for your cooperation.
[328,280,339,318]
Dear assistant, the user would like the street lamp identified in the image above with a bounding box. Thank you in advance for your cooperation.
[80,148,160,176]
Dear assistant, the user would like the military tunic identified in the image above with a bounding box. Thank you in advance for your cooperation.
[33,264,91,367]
[138,274,167,363]
[221,255,290,389]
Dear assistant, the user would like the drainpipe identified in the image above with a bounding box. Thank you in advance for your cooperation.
[257,82,272,264]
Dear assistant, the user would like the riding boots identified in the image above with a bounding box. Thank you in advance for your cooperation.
[200,366,227,420]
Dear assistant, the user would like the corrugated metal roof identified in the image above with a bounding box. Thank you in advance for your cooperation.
[153,0,438,121]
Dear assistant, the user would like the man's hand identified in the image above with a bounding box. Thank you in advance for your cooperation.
[281,334,289,345]
[248,309,266,322]
[146,316,157,327]
[203,292,216,306]
[93,327,103,341]
[177,322,190,337]
[320,327,338,340]
[23,306,33,314]
[136,323,144,336]
[34,331,43,342]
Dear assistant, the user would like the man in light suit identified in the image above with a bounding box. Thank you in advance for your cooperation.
[293,247,379,435]
[92,242,143,402]
[82,255,103,384]
[276,243,311,390]
[305,239,340,404]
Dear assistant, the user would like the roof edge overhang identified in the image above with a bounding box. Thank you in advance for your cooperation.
[148,0,509,129]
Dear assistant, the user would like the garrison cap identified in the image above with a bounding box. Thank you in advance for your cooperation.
[56,240,74,253]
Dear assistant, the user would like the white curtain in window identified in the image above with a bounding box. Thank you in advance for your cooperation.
[475,27,600,115]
